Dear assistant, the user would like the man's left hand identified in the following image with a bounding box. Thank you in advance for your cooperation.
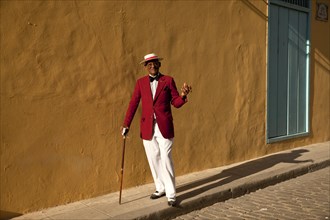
[181,82,192,98]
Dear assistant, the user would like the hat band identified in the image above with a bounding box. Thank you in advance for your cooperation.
[145,56,158,61]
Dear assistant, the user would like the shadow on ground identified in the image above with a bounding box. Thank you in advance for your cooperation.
[0,210,22,220]
[176,149,313,204]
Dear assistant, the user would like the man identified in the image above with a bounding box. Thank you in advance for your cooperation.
[121,53,192,206]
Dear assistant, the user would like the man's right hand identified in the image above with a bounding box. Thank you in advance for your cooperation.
[121,127,129,137]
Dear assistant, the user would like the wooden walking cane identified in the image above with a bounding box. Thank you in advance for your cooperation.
[119,136,126,205]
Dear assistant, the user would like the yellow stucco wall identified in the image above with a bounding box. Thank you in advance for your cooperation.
[1,0,329,217]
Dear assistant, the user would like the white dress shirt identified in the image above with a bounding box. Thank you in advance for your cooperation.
[149,74,158,100]
[149,74,159,119]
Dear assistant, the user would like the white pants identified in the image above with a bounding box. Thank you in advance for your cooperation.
[143,122,176,199]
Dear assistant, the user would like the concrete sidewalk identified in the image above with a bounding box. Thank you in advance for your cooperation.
[13,142,329,220]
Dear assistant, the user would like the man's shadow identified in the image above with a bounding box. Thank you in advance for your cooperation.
[176,149,313,205]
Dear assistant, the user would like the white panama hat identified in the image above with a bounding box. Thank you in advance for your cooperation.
[140,53,163,64]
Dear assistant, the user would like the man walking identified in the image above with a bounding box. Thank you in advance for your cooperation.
[121,53,192,206]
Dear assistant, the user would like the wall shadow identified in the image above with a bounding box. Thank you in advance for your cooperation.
[176,149,313,204]
[241,0,268,21]
[0,210,22,220]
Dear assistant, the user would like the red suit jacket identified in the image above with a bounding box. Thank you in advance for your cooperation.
[123,74,187,140]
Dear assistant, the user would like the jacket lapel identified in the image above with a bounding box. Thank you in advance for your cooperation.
[142,76,153,103]
[154,74,165,103]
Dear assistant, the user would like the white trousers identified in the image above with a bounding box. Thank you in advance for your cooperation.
[143,122,176,199]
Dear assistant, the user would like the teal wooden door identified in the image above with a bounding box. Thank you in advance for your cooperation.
[267,0,310,143]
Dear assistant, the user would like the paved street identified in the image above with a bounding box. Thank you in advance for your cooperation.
[173,167,330,220]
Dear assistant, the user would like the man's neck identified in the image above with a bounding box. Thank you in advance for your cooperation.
[149,73,160,78]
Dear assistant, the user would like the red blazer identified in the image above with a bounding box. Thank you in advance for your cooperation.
[123,74,187,140]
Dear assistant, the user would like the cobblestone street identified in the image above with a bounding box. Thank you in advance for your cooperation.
[173,167,330,220]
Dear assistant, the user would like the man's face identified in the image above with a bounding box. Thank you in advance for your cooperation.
[145,60,160,76]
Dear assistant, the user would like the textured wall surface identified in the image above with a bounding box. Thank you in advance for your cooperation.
[0,0,329,216]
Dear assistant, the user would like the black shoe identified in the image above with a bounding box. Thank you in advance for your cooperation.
[167,198,177,207]
[150,191,165,200]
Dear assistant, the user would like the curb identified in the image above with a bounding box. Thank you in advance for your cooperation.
[136,160,330,220]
